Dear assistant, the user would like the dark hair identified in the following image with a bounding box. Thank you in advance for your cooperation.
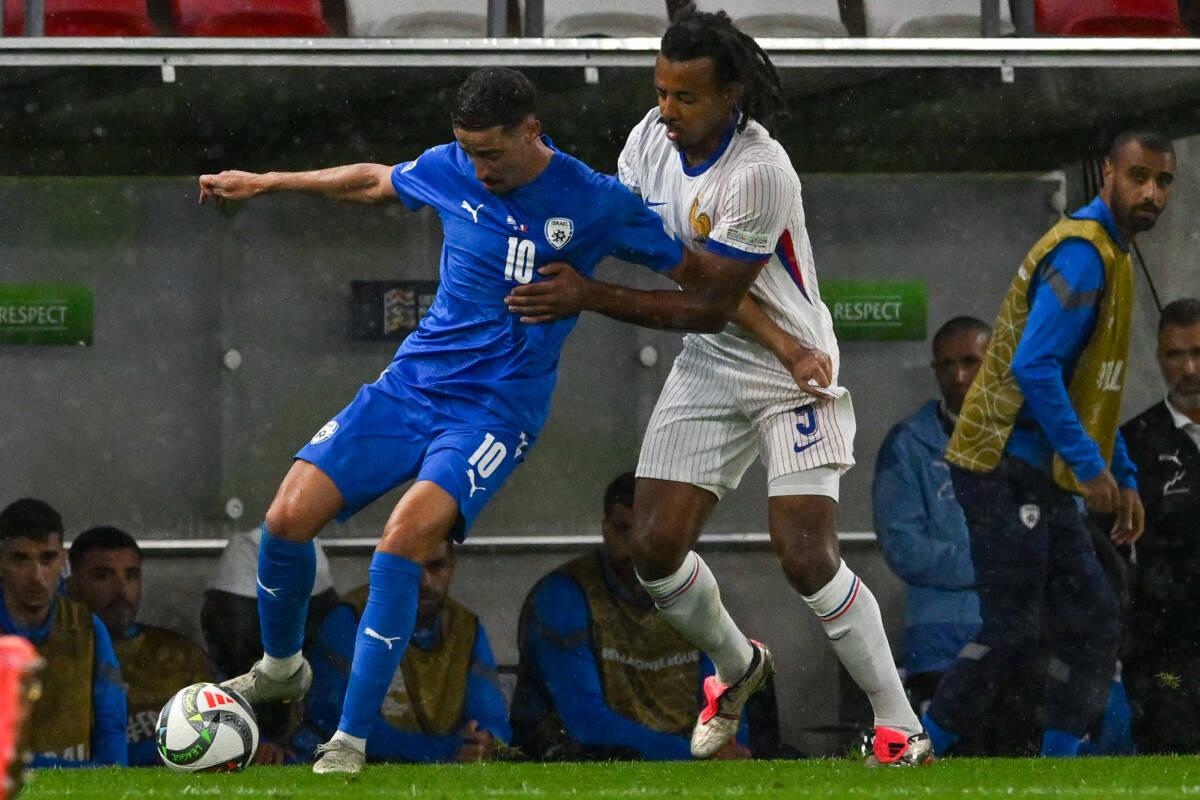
[661,10,785,134]
[451,67,537,131]
[0,498,63,543]
[932,316,991,355]
[603,471,637,517]
[1109,130,1175,162]
[1159,297,1200,335]
[68,525,141,572]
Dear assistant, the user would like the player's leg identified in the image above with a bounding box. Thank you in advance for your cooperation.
[1039,500,1120,756]
[767,485,925,763]
[755,389,925,764]
[223,460,343,704]
[632,341,771,758]
[227,380,433,707]
[632,478,756,683]
[631,478,771,759]
[314,480,458,773]
[315,424,531,773]
[923,458,1049,755]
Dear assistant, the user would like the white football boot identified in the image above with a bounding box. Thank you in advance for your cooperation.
[220,658,312,706]
[313,738,366,774]
[690,639,774,759]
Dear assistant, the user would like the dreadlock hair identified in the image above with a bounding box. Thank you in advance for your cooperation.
[660,9,786,135]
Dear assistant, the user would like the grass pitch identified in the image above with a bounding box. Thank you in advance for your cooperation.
[24,756,1200,799]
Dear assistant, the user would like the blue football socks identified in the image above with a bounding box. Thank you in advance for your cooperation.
[257,523,317,659]
[338,551,423,739]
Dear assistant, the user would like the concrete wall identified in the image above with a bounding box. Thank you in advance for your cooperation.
[0,171,1078,538]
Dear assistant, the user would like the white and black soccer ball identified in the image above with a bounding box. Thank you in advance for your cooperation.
[156,682,259,772]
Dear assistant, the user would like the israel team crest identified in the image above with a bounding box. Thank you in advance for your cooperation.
[544,217,574,250]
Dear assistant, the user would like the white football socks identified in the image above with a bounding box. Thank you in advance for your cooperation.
[330,730,367,754]
[803,559,920,735]
[260,651,303,681]
[638,551,754,685]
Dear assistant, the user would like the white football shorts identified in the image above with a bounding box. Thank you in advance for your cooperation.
[636,336,856,500]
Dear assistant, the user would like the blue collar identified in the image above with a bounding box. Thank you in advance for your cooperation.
[410,612,441,651]
[0,593,56,645]
[679,111,740,178]
[1070,196,1129,252]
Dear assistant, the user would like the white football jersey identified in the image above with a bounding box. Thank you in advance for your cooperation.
[618,107,842,389]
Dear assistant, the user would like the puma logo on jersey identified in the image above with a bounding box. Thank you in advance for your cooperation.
[256,578,282,599]
[467,468,487,498]
[364,627,405,650]
[690,197,712,241]
[1160,450,1183,468]
[1164,470,1190,497]
[461,201,484,223]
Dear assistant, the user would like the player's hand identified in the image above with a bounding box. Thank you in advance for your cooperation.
[253,740,287,766]
[505,262,591,323]
[455,720,497,762]
[711,741,752,760]
[198,170,264,204]
[779,341,835,399]
[1080,469,1121,514]
[1111,487,1145,545]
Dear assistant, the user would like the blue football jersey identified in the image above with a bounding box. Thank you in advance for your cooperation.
[381,137,682,433]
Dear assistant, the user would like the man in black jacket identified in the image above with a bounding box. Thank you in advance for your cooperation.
[1120,297,1200,753]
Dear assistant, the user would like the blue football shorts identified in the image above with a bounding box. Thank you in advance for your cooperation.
[294,378,534,538]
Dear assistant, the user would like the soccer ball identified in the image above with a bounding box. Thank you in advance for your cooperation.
[156,682,258,772]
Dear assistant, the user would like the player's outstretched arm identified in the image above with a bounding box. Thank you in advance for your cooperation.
[198,163,398,205]
[505,249,759,334]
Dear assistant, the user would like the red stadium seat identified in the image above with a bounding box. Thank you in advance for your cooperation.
[1035,0,1189,36]
[3,0,156,36]
[173,0,330,36]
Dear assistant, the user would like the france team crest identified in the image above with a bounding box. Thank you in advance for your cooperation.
[545,217,574,250]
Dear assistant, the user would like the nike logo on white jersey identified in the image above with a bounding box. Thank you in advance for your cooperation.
[461,200,484,223]
[364,627,405,650]
[467,468,487,498]
[256,578,282,599]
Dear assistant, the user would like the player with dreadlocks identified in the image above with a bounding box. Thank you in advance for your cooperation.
[506,9,931,765]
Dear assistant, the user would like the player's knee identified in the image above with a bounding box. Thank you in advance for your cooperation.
[629,524,689,581]
[378,516,454,563]
[773,527,839,595]
[263,499,320,543]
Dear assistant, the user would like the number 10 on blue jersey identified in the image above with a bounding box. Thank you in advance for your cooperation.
[505,237,536,284]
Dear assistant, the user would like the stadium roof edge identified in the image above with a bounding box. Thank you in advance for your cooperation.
[0,37,1198,68]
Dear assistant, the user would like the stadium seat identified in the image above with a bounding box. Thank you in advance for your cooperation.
[542,0,667,37]
[173,0,330,37]
[862,0,1013,36]
[346,0,488,37]
[1035,0,1189,36]
[3,0,156,36]
[729,1,848,38]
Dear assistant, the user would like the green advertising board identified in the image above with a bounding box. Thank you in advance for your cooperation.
[0,284,93,346]
[821,280,927,342]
